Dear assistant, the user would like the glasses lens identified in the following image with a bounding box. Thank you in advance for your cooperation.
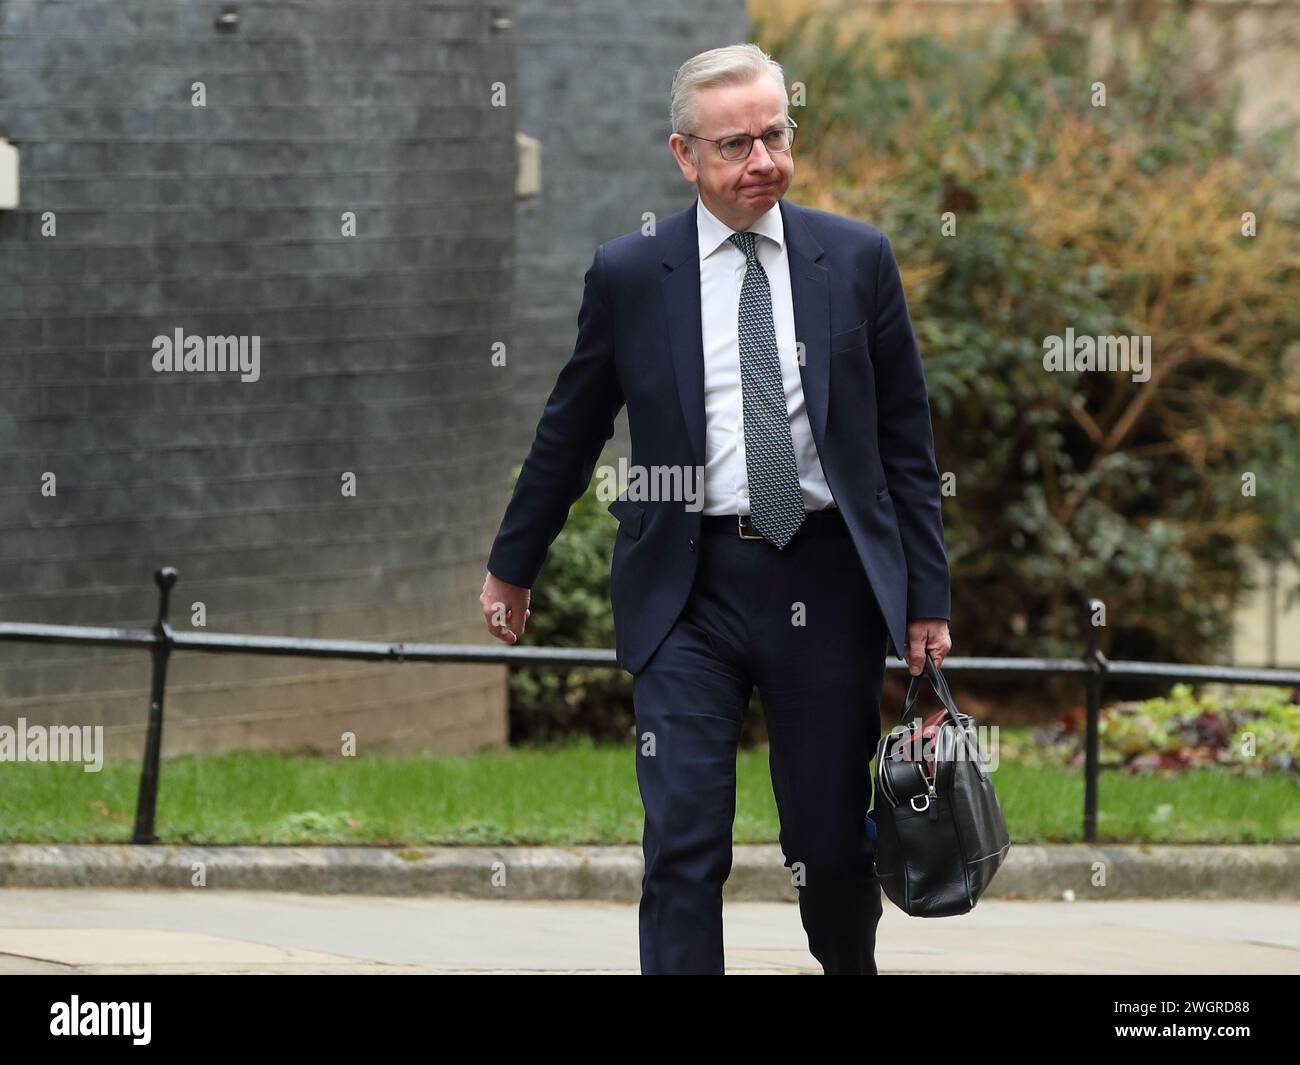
[719,136,750,160]
[765,127,794,151]
[717,125,795,160]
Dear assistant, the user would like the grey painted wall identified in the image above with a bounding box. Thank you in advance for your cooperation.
[0,0,517,756]
[0,0,747,757]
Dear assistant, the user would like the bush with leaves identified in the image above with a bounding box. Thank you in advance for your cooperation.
[1000,683,1299,775]
[762,11,1300,669]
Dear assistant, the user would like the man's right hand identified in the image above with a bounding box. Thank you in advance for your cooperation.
[480,570,530,644]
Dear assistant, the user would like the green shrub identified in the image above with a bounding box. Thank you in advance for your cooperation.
[762,11,1300,670]
[999,683,1300,775]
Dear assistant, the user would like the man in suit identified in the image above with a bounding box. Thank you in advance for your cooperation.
[480,42,952,975]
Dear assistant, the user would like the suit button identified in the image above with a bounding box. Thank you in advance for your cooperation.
[688,538,696,551]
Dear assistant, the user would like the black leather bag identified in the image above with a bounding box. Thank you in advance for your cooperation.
[872,651,1011,916]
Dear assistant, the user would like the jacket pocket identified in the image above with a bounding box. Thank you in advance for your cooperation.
[830,317,869,353]
[607,497,644,539]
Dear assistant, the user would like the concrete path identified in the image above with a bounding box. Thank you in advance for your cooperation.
[2,890,1297,974]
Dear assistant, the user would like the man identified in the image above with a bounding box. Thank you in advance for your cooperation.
[480,42,952,975]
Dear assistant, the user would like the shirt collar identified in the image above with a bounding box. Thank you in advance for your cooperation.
[697,194,784,262]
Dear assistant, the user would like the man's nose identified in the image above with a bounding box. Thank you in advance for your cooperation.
[746,142,777,172]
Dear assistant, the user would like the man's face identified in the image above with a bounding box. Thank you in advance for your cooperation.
[669,77,793,231]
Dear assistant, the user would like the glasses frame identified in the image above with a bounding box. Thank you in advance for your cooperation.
[683,117,798,161]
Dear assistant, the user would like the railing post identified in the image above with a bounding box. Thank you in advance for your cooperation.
[131,567,177,844]
[1081,596,1109,843]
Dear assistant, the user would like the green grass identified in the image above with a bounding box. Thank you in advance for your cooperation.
[2,734,1297,845]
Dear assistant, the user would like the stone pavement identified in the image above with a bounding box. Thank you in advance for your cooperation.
[1,890,1297,974]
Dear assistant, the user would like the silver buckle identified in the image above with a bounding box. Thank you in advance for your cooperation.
[737,514,764,540]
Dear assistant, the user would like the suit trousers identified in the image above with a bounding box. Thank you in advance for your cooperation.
[632,511,889,974]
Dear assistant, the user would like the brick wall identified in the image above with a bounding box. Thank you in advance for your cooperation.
[0,0,517,756]
[0,0,750,759]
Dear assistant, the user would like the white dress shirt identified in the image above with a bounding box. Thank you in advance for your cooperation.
[696,194,834,516]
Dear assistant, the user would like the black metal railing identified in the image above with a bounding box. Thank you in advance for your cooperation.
[2,568,1297,844]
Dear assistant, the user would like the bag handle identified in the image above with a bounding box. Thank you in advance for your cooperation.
[895,651,988,775]
[897,650,962,728]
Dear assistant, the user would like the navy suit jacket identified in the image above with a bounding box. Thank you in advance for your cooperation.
[487,197,950,674]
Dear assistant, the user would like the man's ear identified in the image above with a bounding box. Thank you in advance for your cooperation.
[668,134,699,183]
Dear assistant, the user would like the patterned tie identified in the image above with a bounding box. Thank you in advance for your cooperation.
[729,229,806,548]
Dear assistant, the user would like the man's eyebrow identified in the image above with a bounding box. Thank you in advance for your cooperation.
[714,119,787,138]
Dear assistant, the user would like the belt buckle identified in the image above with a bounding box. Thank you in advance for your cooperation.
[737,514,764,540]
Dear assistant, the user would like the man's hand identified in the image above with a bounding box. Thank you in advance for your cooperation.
[481,570,530,644]
[905,618,951,675]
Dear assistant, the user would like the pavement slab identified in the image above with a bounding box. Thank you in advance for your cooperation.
[1,890,1296,974]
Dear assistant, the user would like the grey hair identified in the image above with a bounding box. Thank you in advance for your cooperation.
[669,43,789,164]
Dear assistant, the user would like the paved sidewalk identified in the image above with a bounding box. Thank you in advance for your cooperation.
[1,890,1297,974]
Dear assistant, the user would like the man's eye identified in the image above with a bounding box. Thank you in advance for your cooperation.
[719,138,747,153]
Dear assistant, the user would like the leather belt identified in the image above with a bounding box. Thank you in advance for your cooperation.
[700,507,848,540]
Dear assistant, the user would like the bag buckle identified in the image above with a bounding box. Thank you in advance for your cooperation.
[909,794,931,813]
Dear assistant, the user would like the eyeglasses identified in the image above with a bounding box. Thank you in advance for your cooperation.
[684,118,797,161]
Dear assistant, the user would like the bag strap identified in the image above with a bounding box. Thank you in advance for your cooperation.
[897,650,962,728]
[896,652,989,776]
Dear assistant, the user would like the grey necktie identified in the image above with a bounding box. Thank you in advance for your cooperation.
[729,229,806,548]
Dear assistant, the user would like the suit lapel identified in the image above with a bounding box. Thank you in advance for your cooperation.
[659,196,830,470]
[782,197,830,455]
[660,204,706,467]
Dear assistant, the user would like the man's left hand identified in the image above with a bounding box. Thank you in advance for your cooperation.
[905,618,952,675]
